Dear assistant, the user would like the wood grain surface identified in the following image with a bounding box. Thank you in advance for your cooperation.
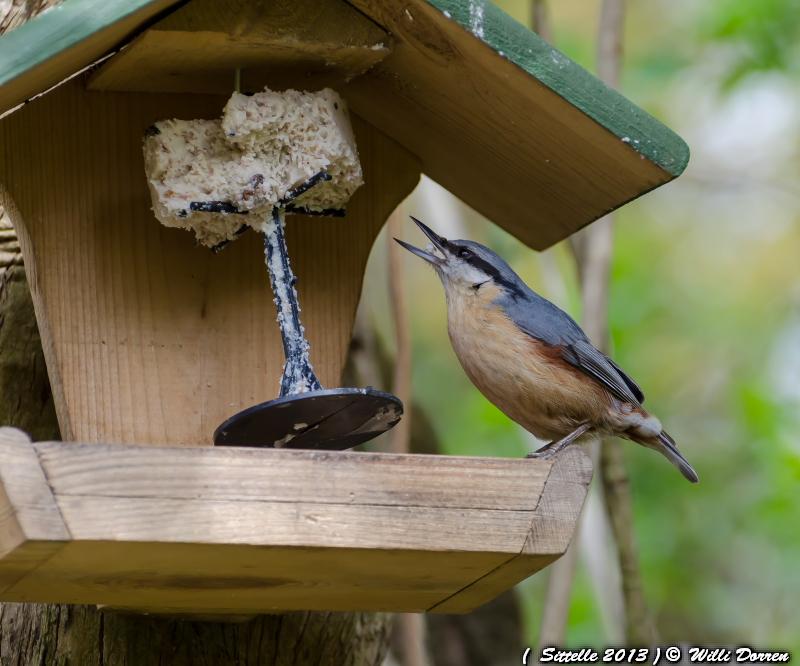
[90,0,392,94]
[0,76,420,445]
[0,0,689,251]
[343,0,687,249]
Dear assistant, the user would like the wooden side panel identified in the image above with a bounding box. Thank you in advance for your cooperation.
[90,0,391,94]
[0,77,421,445]
[0,439,592,614]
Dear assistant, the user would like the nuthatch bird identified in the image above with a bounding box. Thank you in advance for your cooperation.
[395,217,698,483]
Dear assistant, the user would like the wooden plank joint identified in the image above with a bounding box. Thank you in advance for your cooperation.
[0,427,70,595]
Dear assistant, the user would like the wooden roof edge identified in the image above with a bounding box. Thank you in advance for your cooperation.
[426,0,690,178]
[0,0,181,116]
[0,0,689,180]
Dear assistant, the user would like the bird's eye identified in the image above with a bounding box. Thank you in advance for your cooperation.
[458,248,473,259]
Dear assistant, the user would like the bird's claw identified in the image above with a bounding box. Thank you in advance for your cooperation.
[524,423,591,460]
[526,449,557,460]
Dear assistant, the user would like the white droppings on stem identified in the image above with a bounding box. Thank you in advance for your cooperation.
[262,210,318,395]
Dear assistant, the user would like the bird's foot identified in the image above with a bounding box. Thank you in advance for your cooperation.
[525,423,592,459]
[526,448,558,460]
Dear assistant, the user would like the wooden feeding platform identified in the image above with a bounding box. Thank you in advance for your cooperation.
[0,428,591,615]
[0,0,687,614]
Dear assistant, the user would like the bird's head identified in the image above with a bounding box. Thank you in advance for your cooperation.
[394,217,525,299]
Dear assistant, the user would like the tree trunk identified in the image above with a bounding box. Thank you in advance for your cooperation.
[0,600,390,666]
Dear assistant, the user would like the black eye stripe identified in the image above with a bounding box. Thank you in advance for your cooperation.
[460,252,524,298]
[468,255,497,275]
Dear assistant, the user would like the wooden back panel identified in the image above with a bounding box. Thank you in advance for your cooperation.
[0,77,420,444]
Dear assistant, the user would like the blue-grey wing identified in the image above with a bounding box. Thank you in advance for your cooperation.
[501,291,645,405]
[500,290,587,346]
[604,354,645,403]
[561,340,645,405]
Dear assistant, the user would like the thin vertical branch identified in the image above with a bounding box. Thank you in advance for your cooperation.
[531,0,553,43]
[577,0,658,645]
[601,441,656,643]
[537,0,656,648]
[387,206,413,456]
[531,0,579,651]
[537,541,579,648]
[387,206,430,666]
[597,0,625,88]
[534,0,623,650]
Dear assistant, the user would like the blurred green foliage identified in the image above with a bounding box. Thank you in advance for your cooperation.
[700,0,800,87]
[364,0,800,652]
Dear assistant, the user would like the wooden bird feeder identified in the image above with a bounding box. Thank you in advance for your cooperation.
[0,0,688,615]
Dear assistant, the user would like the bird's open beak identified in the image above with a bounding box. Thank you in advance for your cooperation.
[393,216,449,266]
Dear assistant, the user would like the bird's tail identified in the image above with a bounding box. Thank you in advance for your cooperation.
[635,430,699,483]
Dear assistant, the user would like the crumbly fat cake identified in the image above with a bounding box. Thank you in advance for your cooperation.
[143,88,363,247]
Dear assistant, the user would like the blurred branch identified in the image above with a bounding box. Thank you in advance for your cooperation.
[579,484,625,643]
[387,207,430,666]
[347,306,389,390]
[534,0,624,650]
[531,8,580,648]
[387,208,413,455]
[538,0,657,649]
[600,440,656,644]
[537,541,578,648]
[577,0,658,646]
[597,0,624,89]
[531,0,553,43]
